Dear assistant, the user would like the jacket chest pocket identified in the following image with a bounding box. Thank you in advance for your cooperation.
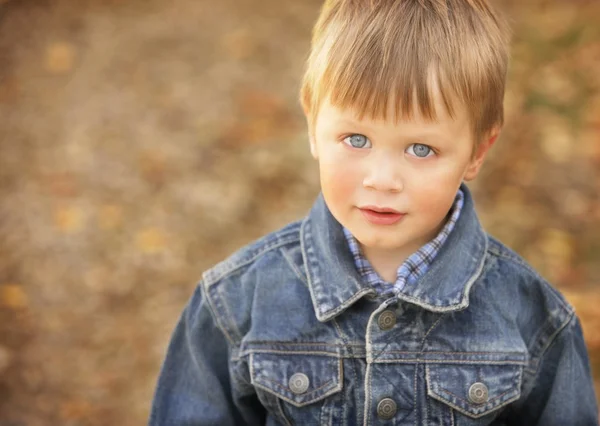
[426,363,523,426]
[249,352,344,426]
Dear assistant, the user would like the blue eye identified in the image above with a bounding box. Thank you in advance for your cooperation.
[407,143,434,158]
[343,134,372,149]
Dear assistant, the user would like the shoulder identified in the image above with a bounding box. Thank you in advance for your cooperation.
[483,233,576,351]
[193,219,305,346]
[202,220,303,286]
[484,233,574,315]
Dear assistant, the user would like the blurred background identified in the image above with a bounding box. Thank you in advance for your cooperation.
[0,0,598,424]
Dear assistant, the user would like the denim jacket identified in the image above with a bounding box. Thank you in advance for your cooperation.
[149,184,599,426]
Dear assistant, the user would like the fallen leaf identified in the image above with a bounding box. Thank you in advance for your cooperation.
[98,204,123,230]
[54,206,84,233]
[45,42,76,74]
[136,228,166,254]
[0,284,28,309]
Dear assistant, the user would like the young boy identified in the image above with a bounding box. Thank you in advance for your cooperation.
[149,0,599,424]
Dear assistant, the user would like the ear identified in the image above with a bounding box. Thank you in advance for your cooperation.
[463,128,500,181]
[309,133,319,159]
[305,116,319,159]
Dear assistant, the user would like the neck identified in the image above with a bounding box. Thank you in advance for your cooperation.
[361,246,406,283]
[360,216,449,283]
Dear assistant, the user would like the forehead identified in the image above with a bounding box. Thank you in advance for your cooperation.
[318,68,470,125]
[316,90,470,137]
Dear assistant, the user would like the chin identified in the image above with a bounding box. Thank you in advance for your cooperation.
[352,231,401,250]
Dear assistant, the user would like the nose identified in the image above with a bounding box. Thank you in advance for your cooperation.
[362,153,403,192]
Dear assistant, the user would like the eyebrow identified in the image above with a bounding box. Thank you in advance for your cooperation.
[332,118,451,144]
[332,118,377,133]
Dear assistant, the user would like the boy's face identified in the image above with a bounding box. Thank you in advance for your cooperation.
[308,93,497,260]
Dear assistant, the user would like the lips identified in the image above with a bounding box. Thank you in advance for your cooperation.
[360,206,401,214]
[359,206,405,225]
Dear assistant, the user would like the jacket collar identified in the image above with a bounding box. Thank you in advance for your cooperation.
[300,183,488,322]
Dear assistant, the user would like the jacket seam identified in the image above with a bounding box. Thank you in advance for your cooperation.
[522,311,575,400]
[486,247,574,315]
[279,247,309,286]
[202,280,239,347]
[204,233,301,286]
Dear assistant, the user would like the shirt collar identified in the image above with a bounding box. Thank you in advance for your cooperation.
[300,183,488,322]
[342,189,464,295]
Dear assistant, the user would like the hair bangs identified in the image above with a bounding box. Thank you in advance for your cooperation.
[301,0,510,145]
[321,43,462,126]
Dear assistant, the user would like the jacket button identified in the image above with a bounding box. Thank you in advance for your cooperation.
[376,398,397,420]
[378,310,396,330]
[468,382,489,404]
[289,373,310,394]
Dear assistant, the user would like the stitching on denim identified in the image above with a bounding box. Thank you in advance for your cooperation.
[525,311,574,386]
[203,283,237,346]
[414,363,418,426]
[204,233,301,285]
[383,350,527,356]
[426,364,522,419]
[301,217,323,320]
[259,375,335,396]
[320,288,376,320]
[183,293,218,380]
[525,316,555,375]
[275,397,293,426]
[428,392,521,419]
[253,380,341,408]
[249,353,256,383]
[332,319,352,426]
[243,341,364,347]
[376,359,526,365]
[301,214,378,321]
[395,292,468,313]
[368,301,401,362]
[487,246,574,315]
[279,247,309,286]
[438,385,516,407]
[216,285,243,342]
[363,362,371,426]
[425,366,430,425]
[319,395,331,426]
[337,357,345,425]
[253,382,301,407]
[241,349,340,357]
[425,367,432,396]
[486,244,535,272]
[240,349,368,359]
[363,307,373,426]
[393,231,488,313]
[420,314,447,352]
[230,358,252,389]
[450,408,455,426]
[525,311,574,376]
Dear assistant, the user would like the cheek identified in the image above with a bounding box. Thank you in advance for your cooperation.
[408,168,463,216]
[318,150,361,204]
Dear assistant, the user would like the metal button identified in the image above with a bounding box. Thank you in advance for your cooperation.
[468,382,489,404]
[377,398,397,420]
[378,310,396,330]
[289,373,310,395]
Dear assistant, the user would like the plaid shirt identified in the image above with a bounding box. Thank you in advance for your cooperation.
[343,189,465,296]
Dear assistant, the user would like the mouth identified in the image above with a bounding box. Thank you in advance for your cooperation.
[358,206,405,225]
[360,205,402,214]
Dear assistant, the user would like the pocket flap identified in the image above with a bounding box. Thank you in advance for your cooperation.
[426,363,523,418]
[250,352,342,407]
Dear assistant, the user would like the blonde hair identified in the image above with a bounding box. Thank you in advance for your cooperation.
[300,0,511,147]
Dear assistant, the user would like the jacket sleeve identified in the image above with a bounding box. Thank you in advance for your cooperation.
[511,314,599,426]
[148,282,265,426]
